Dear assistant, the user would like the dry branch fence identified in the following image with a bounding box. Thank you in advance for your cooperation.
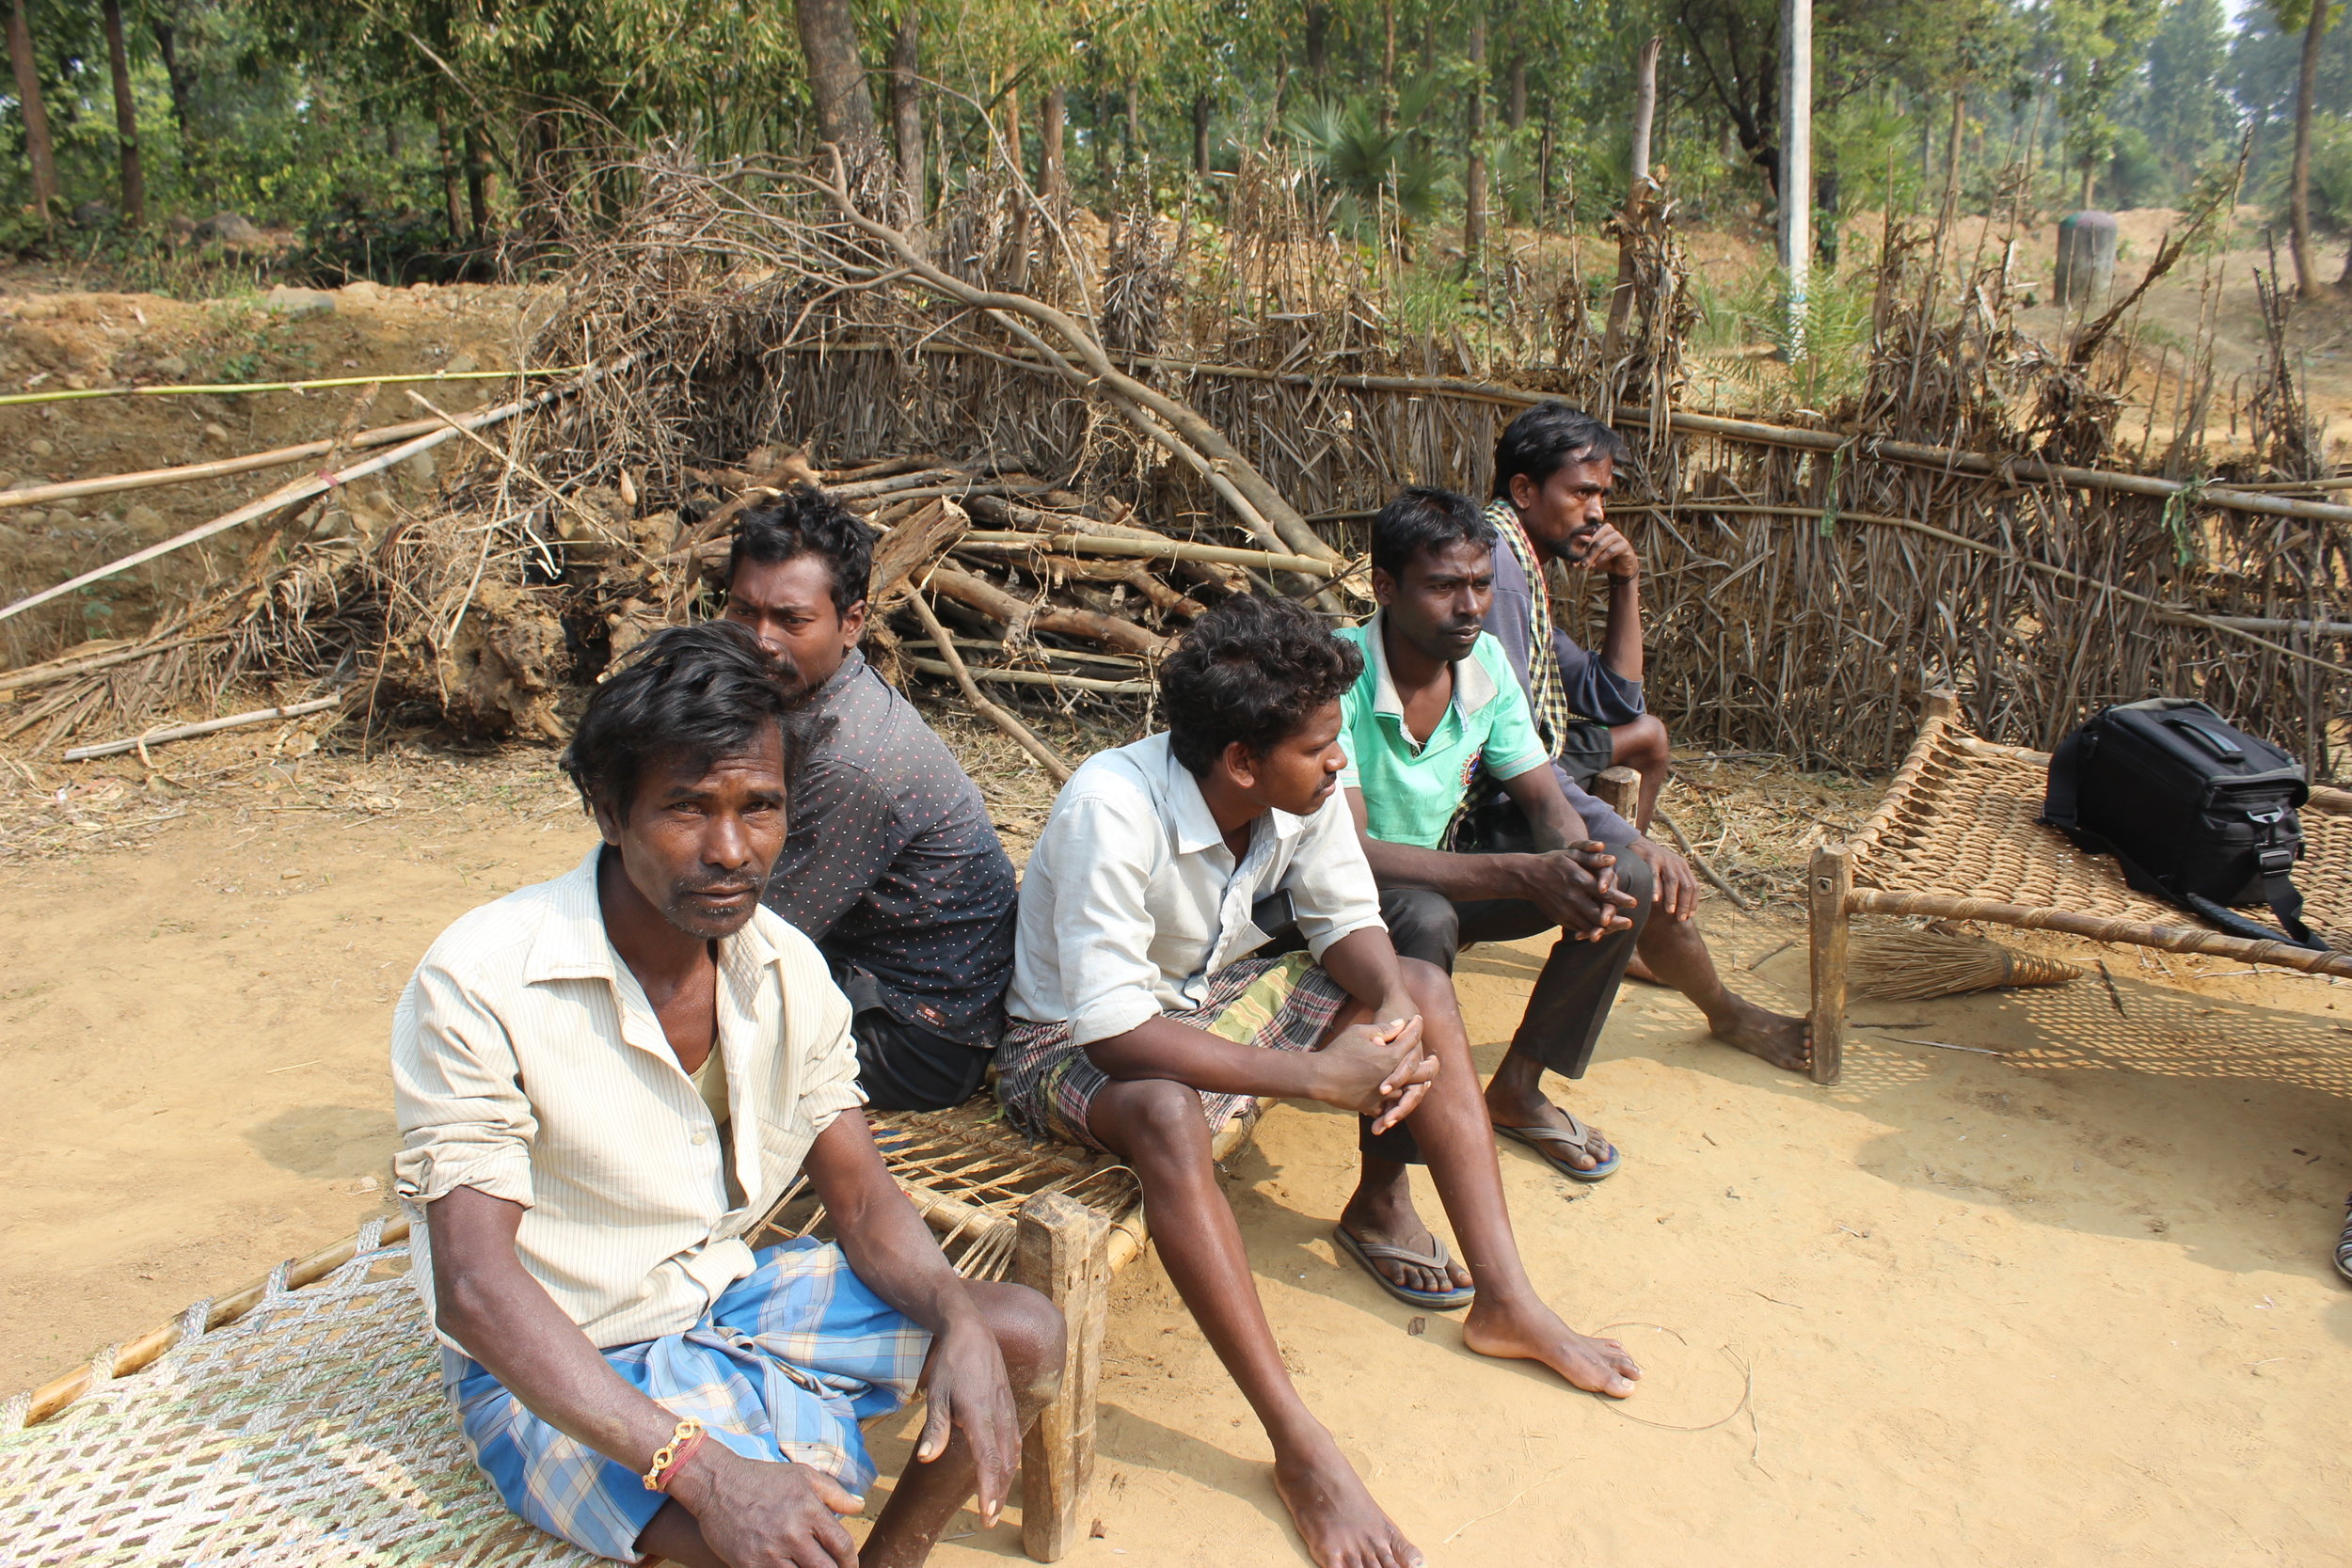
[4,151,2344,781]
[752,341,2350,776]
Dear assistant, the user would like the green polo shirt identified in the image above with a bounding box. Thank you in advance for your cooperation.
[1336,612,1552,848]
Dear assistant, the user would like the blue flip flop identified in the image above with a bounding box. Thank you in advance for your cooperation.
[1496,1113,1622,1182]
[1333,1225,1477,1311]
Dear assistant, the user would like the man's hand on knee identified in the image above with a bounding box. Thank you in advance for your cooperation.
[1512,843,1639,939]
[669,1447,863,1568]
[1314,1014,1435,1131]
[1626,837,1697,921]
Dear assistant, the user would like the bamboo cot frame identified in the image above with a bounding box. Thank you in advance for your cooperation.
[1804,692,2352,1085]
[4,1102,1262,1564]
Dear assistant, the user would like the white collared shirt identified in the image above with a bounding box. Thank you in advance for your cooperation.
[1008,733,1387,1045]
[390,847,864,1349]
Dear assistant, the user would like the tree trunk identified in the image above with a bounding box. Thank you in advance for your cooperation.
[436,102,465,238]
[1507,59,1528,132]
[1041,87,1067,210]
[1305,3,1330,88]
[1464,8,1488,265]
[794,0,885,164]
[1193,92,1213,176]
[149,16,194,174]
[890,13,925,218]
[7,0,56,230]
[1628,35,1661,191]
[1604,37,1663,361]
[101,0,145,226]
[1124,75,1143,167]
[1003,86,1029,289]
[465,125,492,238]
[1380,0,1396,132]
[2291,0,2332,300]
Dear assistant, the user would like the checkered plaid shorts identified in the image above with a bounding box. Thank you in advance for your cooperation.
[995,952,1350,1152]
[442,1238,930,1561]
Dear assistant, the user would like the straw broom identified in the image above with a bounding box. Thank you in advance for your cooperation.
[1850,925,2083,1001]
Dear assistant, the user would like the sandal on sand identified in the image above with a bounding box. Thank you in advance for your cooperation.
[1496,1114,1622,1182]
[2336,1195,2352,1286]
[1333,1225,1477,1311]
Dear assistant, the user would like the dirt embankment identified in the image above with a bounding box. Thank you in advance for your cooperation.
[0,279,547,667]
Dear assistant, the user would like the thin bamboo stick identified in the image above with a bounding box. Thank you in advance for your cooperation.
[904,657,1152,694]
[0,417,453,512]
[955,531,1343,576]
[60,693,342,760]
[0,358,628,626]
[0,366,585,409]
[1847,888,2352,977]
[0,631,222,693]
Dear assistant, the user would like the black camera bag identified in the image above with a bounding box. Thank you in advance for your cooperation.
[2040,698,2327,951]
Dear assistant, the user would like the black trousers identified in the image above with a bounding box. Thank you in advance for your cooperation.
[838,967,995,1112]
[1359,815,1653,1164]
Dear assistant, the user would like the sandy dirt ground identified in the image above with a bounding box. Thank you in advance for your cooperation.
[3,735,2346,1566]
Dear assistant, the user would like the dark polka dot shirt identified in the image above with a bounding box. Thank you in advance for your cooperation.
[761,649,1019,1046]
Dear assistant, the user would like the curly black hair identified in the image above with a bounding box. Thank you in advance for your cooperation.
[1490,400,1629,499]
[725,484,875,615]
[561,622,804,816]
[1162,594,1364,776]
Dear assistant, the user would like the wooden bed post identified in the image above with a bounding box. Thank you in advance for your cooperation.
[1807,842,1851,1085]
[1013,1188,1112,1561]
[1593,765,1641,823]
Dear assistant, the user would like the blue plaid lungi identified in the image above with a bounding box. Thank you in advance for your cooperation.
[442,1237,931,1561]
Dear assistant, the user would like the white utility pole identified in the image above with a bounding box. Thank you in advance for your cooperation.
[1779,0,1813,356]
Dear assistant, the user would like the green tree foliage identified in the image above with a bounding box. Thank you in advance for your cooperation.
[0,0,2312,275]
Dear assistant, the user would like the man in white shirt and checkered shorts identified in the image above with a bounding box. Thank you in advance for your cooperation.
[392,623,1061,1568]
[998,594,1644,1568]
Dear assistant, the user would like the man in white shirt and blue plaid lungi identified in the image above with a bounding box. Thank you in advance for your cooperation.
[393,623,1061,1568]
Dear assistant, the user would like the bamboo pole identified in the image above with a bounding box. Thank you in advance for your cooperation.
[0,366,584,410]
[0,631,222,694]
[0,416,454,512]
[0,359,626,626]
[954,531,1343,576]
[904,657,1152,694]
[61,693,342,760]
[1847,888,2352,978]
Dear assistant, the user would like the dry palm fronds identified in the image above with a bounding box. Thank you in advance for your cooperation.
[1850,925,2083,1001]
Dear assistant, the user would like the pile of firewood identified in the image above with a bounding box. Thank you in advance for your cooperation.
[657,449,1353,778]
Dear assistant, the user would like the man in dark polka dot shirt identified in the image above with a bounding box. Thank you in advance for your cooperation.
[723,488,1019,1109]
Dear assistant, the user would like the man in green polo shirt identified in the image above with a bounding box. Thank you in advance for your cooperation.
[1329,487,1652,1303]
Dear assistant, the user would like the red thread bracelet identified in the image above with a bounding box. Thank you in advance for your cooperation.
[651,1427,708,1492]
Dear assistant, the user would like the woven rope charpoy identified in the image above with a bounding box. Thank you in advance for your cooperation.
[0,1101,1149,1567]
[0,1217,607,1568]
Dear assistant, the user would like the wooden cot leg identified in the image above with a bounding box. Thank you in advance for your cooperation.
[1593,765,1642,824]
[1808,843,1851,1085]
[1013,1190,1112,1562]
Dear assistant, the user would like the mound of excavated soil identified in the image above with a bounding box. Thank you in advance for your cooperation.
[0,279,548,666]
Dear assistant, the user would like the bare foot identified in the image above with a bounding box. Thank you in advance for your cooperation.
[1707,998,1811,1073]
[1338,1194,1474,1298]
[1271,1433,1424,1568]
[1461,1301,1643,1398]
[1623,954,1663,985]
